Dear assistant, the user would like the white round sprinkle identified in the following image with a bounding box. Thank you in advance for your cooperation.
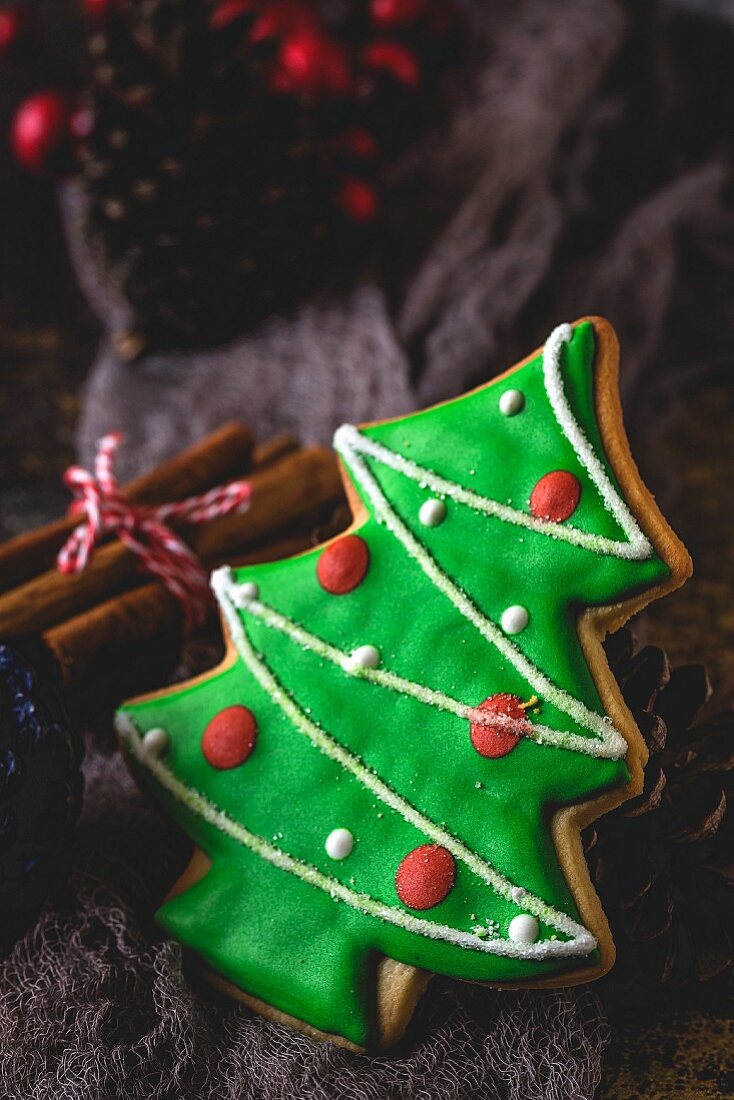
[508,914,539,944]
[419,498,447,527]
[239,581,259,602]
[499,389,525,416]
[348,645,381,671]
[501,605,529,634]
[142,727,169,757]
[510,886,527,904]
[325,828,354,860]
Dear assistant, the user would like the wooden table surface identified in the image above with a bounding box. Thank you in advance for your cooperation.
[0,179,732,1100]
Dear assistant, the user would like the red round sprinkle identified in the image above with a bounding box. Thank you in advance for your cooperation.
[529,470,581,523]
[316,534,370,594]
[396,844,455,910]
[202,706,258,769]
[470,693,528,759]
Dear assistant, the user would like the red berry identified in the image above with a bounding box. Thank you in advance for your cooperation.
[396,844,455,910]
[202,706,258,769]
[0,5,35,57]
[277,29,351,97]
[209,0,256,31]
[337,127,378,159]
[338,178,379,222]
[11,91,71,174]
[470,693,528,759]
[361,40,420,87]
[250,0,316,43]
[81,0,115,20]
[370,0,426,27]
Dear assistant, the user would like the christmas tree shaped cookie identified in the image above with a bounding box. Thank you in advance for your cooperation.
[117,319,691,1050]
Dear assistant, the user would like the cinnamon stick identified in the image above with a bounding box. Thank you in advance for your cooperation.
[0,446,343,639]
[0,421,254,595]
[252,434,299,469]
[46,530,315,694]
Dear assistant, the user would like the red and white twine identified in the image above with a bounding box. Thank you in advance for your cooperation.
[57,433,251,631]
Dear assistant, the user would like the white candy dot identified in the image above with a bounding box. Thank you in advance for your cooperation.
[510,886,527,904]
[501,605,529,634]
[499,389,525,416]
[508,913,539,944]
[239,581,259,602]
[419,498,447,527]
[142,727,169,757]
[348,645,380,671]
[325,828,354,860]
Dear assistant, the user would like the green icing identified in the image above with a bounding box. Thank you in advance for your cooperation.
[118,322,671,1047]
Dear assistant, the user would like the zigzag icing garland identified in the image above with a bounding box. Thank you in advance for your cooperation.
[219,579,625,759]
[334,324,652,564]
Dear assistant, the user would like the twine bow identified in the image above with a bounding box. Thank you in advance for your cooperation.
[57,433,251,631]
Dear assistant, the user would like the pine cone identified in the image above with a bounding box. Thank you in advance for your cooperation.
[0,643,84,956]
[585,629,733,985]
[77,0,464,354]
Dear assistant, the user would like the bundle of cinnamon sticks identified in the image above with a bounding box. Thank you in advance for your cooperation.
[0,423,346,713]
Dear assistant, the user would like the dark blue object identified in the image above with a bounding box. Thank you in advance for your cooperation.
[0,643,83,954]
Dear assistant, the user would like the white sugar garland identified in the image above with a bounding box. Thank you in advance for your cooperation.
[221,579,625,759]
[330,438,627,756]
[333,325,653,564]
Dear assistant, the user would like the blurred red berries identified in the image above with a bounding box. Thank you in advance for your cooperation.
[370,0,426,28]
[0,4,35,58]
[11,91,71,173]
[362,40,420,87]
[338,178,378,222]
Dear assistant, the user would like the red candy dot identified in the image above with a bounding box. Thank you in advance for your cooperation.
[470,693,528,759]
[202,706,258,769]
[529,470,581,523]
[316,534,370,594]
[395,844,455,910]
